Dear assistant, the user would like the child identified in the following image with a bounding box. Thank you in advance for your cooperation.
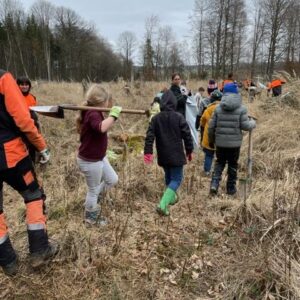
[144,90,193,216]
[16,76,40,164]
[76,84,122,225]
[200,90,223,175]
[195,87,205,111]
[208,83,256,195]
[148,96,161,122]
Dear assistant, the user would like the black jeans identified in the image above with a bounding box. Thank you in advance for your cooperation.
[212,147,240,187]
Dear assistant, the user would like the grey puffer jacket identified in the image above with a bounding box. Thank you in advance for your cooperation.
[208,93,256,148]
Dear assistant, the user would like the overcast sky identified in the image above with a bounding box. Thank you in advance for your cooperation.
[21,0,196,47]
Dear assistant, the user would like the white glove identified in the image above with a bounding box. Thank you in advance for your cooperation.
[39,148,50,164]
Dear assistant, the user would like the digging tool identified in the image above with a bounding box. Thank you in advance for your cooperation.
[30,104,147,119]
[239,116,257,200]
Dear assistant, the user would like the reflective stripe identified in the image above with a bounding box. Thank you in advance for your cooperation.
[0,234,8,245]
[27,223,45,230]
[26,200,46,226]
[0,213,8,238]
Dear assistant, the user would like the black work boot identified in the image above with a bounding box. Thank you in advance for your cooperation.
[0,237,18,276]
[28,229,59,269]
[2,257,18,276]
[30,243,59,269]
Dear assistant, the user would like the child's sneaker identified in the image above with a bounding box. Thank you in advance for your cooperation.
[85,206,107,226]
[210,179,219,195]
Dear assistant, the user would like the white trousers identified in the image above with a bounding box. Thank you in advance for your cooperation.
[77,156,118,210]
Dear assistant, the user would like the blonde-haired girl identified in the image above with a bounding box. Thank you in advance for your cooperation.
[76,84,122,225]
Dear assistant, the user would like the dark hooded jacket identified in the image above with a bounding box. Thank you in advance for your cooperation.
[144,90,193,167]
[208,93,256,148]
[170,84,187,117]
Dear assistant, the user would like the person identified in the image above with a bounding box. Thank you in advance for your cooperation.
[144,90,193,216]
[195,80,218,142]
[220,73,234,92]
[0,70,56,276]
[16,76,40,164]
[170,73,188,117]
[200,90,223,175]
[208,83,256,195]
[267,78,286,97]
[76,84,121,226]
[207,79,218,96]
[148,96,161,123]
[195,87,205,110]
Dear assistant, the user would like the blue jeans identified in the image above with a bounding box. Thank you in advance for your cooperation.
[203,148,215,172]
[163,166,183,192]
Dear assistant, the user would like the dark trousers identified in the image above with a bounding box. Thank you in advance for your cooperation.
[212,147,240,188]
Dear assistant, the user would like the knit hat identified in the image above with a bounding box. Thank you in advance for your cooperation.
[210,90,223,101]
[207,79,217,95]
[223,82,238,94]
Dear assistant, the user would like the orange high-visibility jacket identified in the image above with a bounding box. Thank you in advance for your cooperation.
[268,79,286,90]
[220,79,234,91]
[0,70,46,170]
[24,93,37,108]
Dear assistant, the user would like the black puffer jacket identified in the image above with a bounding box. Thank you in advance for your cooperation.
[144,90,193,167]
[170,84,187,117]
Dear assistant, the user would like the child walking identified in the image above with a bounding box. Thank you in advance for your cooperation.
[144,90,193,216]
[76,84,122,225]
[208,83,256,195]
[200,90,223,176]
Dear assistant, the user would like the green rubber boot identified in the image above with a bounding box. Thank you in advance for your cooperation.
[156,188,176,216]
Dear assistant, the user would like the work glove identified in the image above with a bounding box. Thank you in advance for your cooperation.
[39,148,50,164]
[187,153,192,162]
[109,106,122,119]
[144,154,153,164]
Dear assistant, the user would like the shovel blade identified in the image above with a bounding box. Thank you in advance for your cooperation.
[30,106,64,119]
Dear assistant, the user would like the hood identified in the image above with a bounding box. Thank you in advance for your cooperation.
[220,93,242,111]
[160,90,176,111]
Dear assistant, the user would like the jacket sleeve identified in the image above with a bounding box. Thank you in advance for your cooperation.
[208,110,217,144]
[180,116,193,154]
[2,72,46,151]
[240,106,256,131]
[200,109,208,128]
[144,119,155,154]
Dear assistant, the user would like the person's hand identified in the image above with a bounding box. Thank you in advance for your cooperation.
[187,153,192,161]
[39,148,50,164]
[144,154,153,164]
[109,106,122,119]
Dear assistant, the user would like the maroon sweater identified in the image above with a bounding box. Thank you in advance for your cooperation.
[78,110,107,161]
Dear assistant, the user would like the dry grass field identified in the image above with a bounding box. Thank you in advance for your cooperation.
[0,77,299,299]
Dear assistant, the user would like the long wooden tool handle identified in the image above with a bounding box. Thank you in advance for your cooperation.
[60,105,147,115]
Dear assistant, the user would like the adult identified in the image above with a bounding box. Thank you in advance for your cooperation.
[170,73,188,117]
[16,76,40,164]
[267,78,286,97]
[0,70,56,276]
[220,73,234,92]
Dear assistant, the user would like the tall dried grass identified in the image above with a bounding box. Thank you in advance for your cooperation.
[0,78,299,299]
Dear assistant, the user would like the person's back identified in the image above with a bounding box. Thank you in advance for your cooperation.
[144,90,193,216]
[208,83,255,196]
[145,90,193,167]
